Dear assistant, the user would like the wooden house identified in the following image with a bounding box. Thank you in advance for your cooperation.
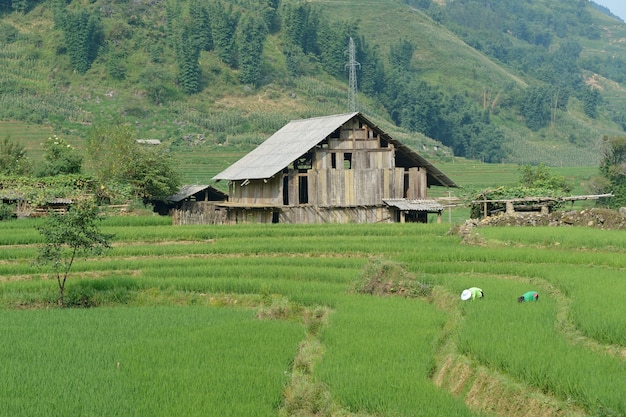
[212,112,457,224]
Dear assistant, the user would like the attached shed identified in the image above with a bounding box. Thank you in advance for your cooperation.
[153,185,227,218]
[212,112,457,224]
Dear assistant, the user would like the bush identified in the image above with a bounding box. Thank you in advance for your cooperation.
[0,203,16,220]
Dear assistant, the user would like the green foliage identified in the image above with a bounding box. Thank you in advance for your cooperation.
[0,174,97,207]
[37,134,83,177]
[188,0,212,51]
[176,22,201,94]
[0,136,31,175]
[208,1,238,67]
[518,163,571,192]
[388,38,414,70]
[520,85,553,131]
[469,163,571,218]
[86,124,181,200]
[36,199,113,306]
[599,135,626,208]
[0,0,625,168]
[0,202,15,220]
[56,7,104,74]
[580,85,601,119]
[0,21,18,42]
[237,13,267,86]
[105,46,127,81]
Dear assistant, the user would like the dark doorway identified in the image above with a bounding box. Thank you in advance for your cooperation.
[283,176,289,205]
[298,176,308,204]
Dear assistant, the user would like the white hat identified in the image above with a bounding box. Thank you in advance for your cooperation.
[461,289,472,301]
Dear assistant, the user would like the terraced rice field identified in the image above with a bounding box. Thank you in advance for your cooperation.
[0,217,624,417]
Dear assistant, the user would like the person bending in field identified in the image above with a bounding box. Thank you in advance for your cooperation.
[461,287,484,300]
[518,291,539,302]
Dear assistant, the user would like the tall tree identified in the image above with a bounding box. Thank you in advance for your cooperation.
[388,38,415,71]
[177,21,201,94]
[357,37,385,96]
[209,1,238,67]
[59,9,103,74]
[316,20,350,77]
[237,14,267,86]
[0,136,31,175]
[521,85,552,131]
[599,135,626,208]
[188,0,212,51]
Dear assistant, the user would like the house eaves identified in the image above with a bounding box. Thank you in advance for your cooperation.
[166,185,227,202]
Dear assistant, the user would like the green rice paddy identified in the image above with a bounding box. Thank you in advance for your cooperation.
[0,218,624,417]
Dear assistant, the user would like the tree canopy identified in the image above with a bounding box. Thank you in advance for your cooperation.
[87,125,181,202]
[36,198,113,307]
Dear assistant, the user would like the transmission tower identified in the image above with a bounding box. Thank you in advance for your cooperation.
[346,37,361,112]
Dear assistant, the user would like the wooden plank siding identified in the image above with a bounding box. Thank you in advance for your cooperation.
[228,176,282,205]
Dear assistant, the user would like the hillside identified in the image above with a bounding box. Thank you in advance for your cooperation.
[1,0,626,177]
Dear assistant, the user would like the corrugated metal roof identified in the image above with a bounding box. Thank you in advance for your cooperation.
[383,199,444,212]
[213,112,358,181]
[167,185,227,202]
[213,112,457,188]
[136,139,161,145]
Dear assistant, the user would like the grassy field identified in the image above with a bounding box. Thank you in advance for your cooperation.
[0,217,624,417]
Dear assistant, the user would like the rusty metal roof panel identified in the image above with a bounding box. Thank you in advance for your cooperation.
[213,112,359,181]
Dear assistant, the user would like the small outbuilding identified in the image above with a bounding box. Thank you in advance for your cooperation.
[153,185,227,219]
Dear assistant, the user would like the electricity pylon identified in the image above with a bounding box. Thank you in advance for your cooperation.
[346,37,361,112]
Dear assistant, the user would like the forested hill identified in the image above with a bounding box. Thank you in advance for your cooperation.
[1,0,626,166]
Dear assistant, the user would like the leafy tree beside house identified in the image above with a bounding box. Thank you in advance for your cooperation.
[86,125,181,203]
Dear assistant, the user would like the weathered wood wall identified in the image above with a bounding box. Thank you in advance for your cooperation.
[228,176,282,205]
[279,206,391,224]
[222,206,392,224]
[172,202,229,225]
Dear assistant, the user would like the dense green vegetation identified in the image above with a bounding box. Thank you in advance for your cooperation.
[0,218,624,417]
[1,0,626,168]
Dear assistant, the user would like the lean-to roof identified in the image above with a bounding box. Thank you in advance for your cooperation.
[213,112,456,188]
[166,185,227,202]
